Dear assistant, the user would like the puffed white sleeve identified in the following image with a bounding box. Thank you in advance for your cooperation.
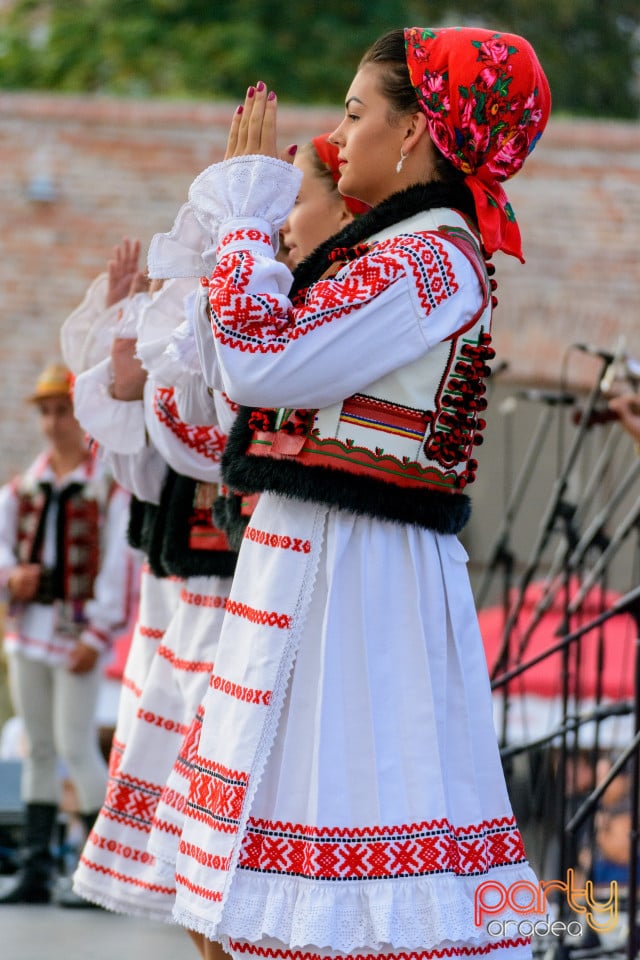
[99,440,167,505]
[60,273,122,375]
[140,287,219,426]
[73,359,147,455]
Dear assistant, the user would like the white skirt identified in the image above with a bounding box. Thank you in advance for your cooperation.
[146,577,231,871]
[73,569,230,919]
[172,494,536,957]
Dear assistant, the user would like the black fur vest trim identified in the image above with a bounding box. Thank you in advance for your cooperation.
[220,184,479,535]
[127,472,238,579]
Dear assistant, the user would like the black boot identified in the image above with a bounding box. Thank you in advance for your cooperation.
[0,802,57,904]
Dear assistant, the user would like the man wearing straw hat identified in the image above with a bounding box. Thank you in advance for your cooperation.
[0,362,131,904]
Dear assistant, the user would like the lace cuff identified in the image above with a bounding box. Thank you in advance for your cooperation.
[188,155,302,249]
[136,277,196,372]
[147,202,216,280]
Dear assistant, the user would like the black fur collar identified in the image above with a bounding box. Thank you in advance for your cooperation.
[290,181,477,297]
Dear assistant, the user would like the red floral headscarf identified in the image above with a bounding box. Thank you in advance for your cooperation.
[405,27,551,261]
[311,134,371,217]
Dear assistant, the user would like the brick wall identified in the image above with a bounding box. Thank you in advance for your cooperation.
[0,93,638,482]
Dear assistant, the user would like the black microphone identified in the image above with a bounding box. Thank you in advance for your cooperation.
[516,389,576,406]
[574,343,617,364]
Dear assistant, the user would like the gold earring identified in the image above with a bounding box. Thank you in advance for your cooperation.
[396,149,407,174]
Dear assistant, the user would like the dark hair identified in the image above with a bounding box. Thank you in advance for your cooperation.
[359,28,465,189]
[359,29,419,116]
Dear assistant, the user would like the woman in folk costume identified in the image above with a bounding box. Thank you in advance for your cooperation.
[59,245,185,909]
[140,131,368,889]
[66,266,233,958]
[0,362,132,904]
[166,24,552,960]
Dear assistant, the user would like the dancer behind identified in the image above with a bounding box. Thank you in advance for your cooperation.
[59,245,189,912]
[139,129,365,872]
[0,362,131,904]
[63,249,217,958]
[282,134,369,267]
[156,25,551,960]
[72,274,234,949]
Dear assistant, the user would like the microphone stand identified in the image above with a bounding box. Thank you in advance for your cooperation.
[568,493,640,614]
[493,582,640,960]
[491,356,613,681]
[477,402,556,608]
[503,426,626,669]
[477,399,558,748]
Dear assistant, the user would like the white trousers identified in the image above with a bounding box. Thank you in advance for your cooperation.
[7,652,108,812]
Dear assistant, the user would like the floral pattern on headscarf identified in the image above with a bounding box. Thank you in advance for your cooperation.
[405,27,551,261]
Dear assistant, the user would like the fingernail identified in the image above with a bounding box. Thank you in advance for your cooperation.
[236,105,244,115]
[256,80,265,92]
[268,90,276,102]
[247,86,255,98]
[288,144,298,156]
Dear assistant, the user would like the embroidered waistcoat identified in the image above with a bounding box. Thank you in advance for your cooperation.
[15,473,110,602]
[222,205,494,534]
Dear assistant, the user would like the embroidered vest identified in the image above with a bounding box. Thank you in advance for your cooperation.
[15,477,107,602]
[222,204,494,534]
[130,469,238,579]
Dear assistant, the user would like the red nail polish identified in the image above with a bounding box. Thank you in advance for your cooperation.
[288,144,298,156]
[247,86,255,98]
[268,90,276,102]
[256,81,265,92]
[236,105,244,114]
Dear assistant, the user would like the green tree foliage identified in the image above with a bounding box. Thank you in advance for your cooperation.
[0,0,638,117]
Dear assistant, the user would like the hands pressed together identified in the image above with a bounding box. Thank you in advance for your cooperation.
[224,81,297,163]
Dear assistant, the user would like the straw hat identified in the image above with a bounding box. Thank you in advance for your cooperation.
[27,362,73,403]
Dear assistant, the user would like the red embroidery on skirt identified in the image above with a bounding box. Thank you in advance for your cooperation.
[138,625,165,640]
[243,525,312,554]
[227,940,530,960]
[225,600,291,629]
[103,769,162,832]
[237,816,526,881]
[187,758,249,832]
[79,855,175,895]
[157,643,214,673]
[175,872,223,901]
[135,708,189,736]
[155,786,186,816]
[180,588,229,608]
[86,827,155,865]
[120,675,143,698]
[210,673,272,706]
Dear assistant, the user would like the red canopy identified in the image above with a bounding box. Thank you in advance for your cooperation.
[479,579,636,701]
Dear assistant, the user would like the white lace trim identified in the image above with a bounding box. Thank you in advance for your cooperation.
[188,155,302,251]
[221,503,327,895]
[72,876,176,923]
[147,201,216,279]
[175,862,538,953]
